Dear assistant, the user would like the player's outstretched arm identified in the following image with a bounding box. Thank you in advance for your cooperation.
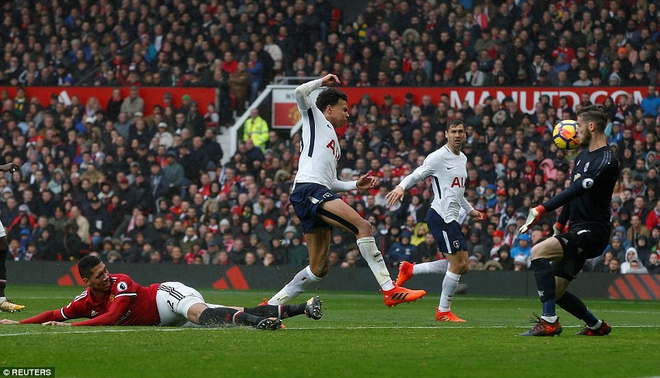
[320,73,340,87]
[294,74,340,104]
[468,209,484,221]
[65,296,131,326]
[385,186,405,205]
[387,162,432,205]
[519,205,545,234]
[0,163,18,173]
[0,309,67,325]
[331,174,379,193]
[356,174,379,190]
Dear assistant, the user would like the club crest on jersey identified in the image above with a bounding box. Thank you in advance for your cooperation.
[451,177,465,188]
[582,178,594,189]
[117,281,128,292]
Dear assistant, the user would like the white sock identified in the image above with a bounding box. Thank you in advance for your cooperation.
[439,271,461,312]
[268,266,320,305]
[0,297,5,303]
[541,315,558,323]
[587,320,603,330]
[413,260,448,275]
[356,237,394,291]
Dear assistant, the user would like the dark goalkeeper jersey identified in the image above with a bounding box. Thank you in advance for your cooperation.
[544,146,619,233]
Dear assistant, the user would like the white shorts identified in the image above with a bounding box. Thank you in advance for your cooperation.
[155,282,206,326]
[0,220,5,238]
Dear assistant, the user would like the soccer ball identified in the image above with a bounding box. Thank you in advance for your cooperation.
[552,120,579,150]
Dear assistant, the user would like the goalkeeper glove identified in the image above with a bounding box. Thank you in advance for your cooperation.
[519,205,546,234]
[553,222,565,236]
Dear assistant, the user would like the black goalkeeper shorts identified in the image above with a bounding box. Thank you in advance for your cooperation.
[552,226,609,281]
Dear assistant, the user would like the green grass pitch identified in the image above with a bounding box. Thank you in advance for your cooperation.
[0,285,658,378]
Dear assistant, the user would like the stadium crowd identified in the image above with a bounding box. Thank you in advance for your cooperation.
[1,0,660,275]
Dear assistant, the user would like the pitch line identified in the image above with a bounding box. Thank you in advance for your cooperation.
[278,325,660,330]
[0,328,189,337]
[0,324,658,337]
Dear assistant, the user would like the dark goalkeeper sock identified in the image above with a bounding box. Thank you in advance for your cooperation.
[199,307,264,327]
[530,258,556,317]
[243,303,306,319]
[557,291,599,327]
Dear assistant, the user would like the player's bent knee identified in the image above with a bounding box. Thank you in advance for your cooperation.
[449,257,469,275]
[530,246,545,260]
[355,218,372,237]
[455,261,469,275]
[187,302,208,324]
[310,261,329,277]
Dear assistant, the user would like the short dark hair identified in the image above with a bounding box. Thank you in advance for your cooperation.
[446,117,465,130]
[78,255,102,279]
[577,104,608,133]
[316,88,347,111]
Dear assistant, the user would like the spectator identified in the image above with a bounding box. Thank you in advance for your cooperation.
[60,221,86,261]
[468,255,484,270]
[497,245,515,271]
[625,258,649,274]
[620,247,641,274]
[186,102,205,137]
[386,230,416,266]
[592,250,616,273]
[148,163,169,200]
[646,252,660,274]
[245,51,264,103]
[228,61,250,116]
[105,88,124,122]
[483,260,503,271]
[608,258,621,274]
[243,109,270,152]
[511,234,532,260]
[415,232,438,263]
[119,86,144,118]
[513,254,527,271]
[155,122,174,149]
[204,104,220,130]
[202,129,224,168]
[163,151,186,191]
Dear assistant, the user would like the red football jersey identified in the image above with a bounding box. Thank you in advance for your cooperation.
[61,274,161,326]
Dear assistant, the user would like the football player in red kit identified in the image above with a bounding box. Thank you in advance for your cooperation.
[0,256,322,330]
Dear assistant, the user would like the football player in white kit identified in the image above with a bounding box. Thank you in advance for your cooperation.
[386,118,483,322]
[265,74,426,307]
[0,162,25,312]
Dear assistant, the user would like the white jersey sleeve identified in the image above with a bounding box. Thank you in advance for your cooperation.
[293,80,341,190]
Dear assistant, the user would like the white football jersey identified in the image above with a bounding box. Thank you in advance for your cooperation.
[398,145,473,223]
[293,80,341,190]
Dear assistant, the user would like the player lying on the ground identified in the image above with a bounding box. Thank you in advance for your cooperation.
[0,256,322,330]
